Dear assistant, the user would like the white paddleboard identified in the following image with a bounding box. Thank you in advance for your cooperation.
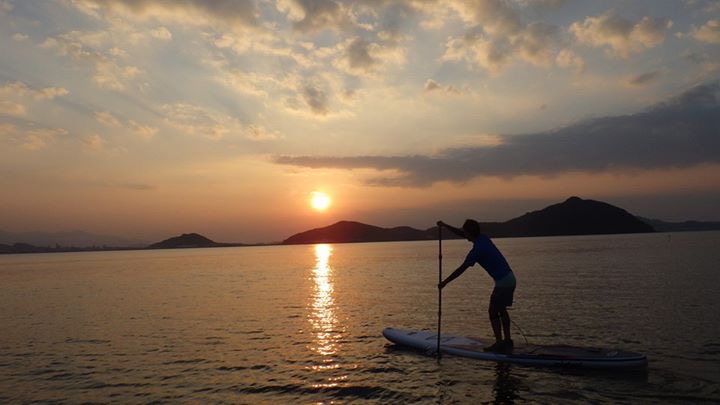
[383,327,647,369]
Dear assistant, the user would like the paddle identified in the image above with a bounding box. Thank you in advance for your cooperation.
[437,223,442,359]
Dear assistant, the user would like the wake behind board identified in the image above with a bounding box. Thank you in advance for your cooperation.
[383,328,647,369]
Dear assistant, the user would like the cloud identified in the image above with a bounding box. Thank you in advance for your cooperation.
[149,26,172,40]
[0,101,26,116]
[555,48,585,74]
[161,102,274,141]
[70,0,258,29]
[12,33,28,41]
[273,82,720,186]
[276,0,356,33]
[39,33,140,91]
[300,81,330,115]
[451,0,523,35]
[442,30,512,74]
[690,20,720,44]
[335,36,406,77]
[245,125,281,141]
[128,120,158,140]
[570,11,672,57]
[0,81,69,117]
[512,21,559,66]
[683,51,720,80]
[626,70,662,87]
[81,133,106,151]
[0,0,12,14]
[95,111,123,127]
[94,111,157,139]
[0,81,69,100]
[441,0,562,73]
[0,124,68,150]
[513,0,566,9]
[424,79,463,95]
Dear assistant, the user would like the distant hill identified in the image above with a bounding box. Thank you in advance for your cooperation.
[638,217,720,232]
[496,196,654,237]
[148,233,231,249]
[283,196,655,245]
[283,221,432,245]
[0,229,146,247]
[0,232,240,254]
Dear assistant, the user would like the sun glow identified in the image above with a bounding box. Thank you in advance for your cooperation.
[310,191,332,211]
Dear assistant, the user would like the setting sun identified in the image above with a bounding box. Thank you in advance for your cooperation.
[310,191,332,211]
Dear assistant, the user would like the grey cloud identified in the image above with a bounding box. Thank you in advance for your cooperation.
[274,82,720,186]
[117,182,156,191]
[346,38,376,69]
[424,79,441,92]
[627,70,661,87]
[301,82,329,115]
[514,0,567,9]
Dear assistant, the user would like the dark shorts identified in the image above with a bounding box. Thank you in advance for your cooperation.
[490,285,515,310]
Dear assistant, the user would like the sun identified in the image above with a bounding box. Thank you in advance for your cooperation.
[310,191,332,211]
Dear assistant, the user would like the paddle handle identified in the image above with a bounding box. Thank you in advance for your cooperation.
[437,224,442,358]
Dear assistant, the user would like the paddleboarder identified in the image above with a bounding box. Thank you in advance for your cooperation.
[437,219,517,352]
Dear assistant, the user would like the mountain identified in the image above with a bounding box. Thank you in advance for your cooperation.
[282,221,431,245]
[0,229,146,247]
[148,233,228,249]
[283,197,655,245]
[496,196,654,237]
[638,217,720,232]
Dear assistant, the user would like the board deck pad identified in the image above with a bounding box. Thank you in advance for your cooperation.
[383,327,647,369]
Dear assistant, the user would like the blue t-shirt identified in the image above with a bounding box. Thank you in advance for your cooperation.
[462,234,513,281]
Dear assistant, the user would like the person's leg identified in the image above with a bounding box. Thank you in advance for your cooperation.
[488,305,502,342]
[499,307,511,341]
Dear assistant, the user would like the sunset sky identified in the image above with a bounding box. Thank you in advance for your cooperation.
[1,0,719,243]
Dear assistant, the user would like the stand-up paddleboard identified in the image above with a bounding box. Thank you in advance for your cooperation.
[383,328,647,369]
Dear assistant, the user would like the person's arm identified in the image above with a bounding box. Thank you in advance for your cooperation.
[439,263,470,289]
[437,221,465,239]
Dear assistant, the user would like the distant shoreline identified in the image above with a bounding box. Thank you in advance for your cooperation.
[3,197,719,255]
[3,229,720,255]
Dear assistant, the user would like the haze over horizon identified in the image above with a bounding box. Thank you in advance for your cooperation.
[1,0,719,243]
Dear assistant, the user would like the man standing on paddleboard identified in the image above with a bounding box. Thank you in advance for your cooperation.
[437,219,517,352]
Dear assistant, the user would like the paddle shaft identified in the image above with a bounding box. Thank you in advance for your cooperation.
[437,225,442,358]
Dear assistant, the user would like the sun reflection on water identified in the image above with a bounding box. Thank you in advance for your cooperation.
[310,244,338,357]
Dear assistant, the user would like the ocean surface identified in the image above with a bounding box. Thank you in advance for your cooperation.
[1,232,719,403]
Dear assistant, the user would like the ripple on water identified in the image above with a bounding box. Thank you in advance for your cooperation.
[64,338,111,345]
[218,382,417,402]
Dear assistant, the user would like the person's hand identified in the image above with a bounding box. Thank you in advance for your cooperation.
[437,220,444,228]
[438,280,446,290]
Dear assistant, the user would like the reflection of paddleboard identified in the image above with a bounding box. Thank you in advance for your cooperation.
[383,328,647,369]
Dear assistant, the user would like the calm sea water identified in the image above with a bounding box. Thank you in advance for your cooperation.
[1,232,719,403]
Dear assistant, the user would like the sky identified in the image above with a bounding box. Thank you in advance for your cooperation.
[0,0,719,244]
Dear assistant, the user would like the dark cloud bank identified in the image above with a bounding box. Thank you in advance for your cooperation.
[274,82,720,186]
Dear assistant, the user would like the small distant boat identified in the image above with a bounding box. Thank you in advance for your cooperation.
[383,327,647,369]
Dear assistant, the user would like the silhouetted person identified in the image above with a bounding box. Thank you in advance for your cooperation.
[437,219,517,352]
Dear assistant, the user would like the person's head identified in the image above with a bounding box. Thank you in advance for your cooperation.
[462,219,481,241]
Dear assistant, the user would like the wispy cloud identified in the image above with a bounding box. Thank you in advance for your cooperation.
[626,70,662,87]
[39,32,141,91]
[70,0,259,29]
[273,82,720,186]
[0,123,69,150]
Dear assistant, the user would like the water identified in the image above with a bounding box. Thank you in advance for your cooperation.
[1,232,719,403]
